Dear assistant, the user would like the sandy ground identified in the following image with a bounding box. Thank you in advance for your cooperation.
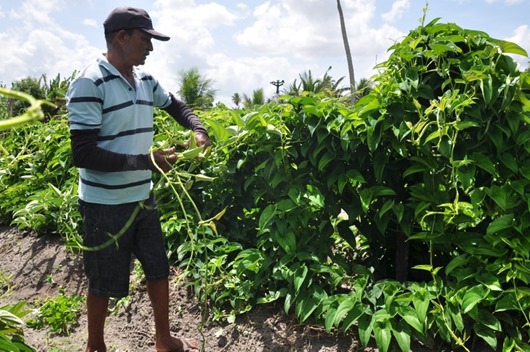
[0,226,376,352]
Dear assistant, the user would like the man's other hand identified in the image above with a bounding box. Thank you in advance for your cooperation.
[149,147,177,173]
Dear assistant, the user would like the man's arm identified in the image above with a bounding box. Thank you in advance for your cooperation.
[70,129,151,172]
[162,93,211,146]
[70,129,177,173]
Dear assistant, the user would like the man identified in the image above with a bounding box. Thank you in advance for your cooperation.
[66,6,210,352]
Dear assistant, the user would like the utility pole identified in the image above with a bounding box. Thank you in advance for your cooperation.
[270,80,284,94]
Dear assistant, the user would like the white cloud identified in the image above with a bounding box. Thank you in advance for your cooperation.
[233,0,392,59]
[151,0,241,58]
[10,0,61,26]
[381,0,411,22]
[83,18,97,28]
[140,0,409,104]
[0,0,100,86]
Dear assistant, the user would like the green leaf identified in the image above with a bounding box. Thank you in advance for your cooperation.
[298,286,326,323]
[379,200,395,218]
[304,185,324,208]
[495,293,518,311]
[367,125,382,152]
[403,164,428,178]
[392,324,411,352]
[448,305,464,332]
[412,264,433,272]
[445,254,469,276]
[333,298,355,327]
[357,95,381,116]
[318,152,334,171]
[471,153,497,176]
[273,230,296,255]
[337,169,365,193]
[374,320,392,352]
[476,273,503,291]
[486,186,508,211]
[474,322,498,350]
[498,40,528,56]
[0,337,20,352]
[13,341,34,352]
[284,292,293,314]
[403,156,438,177]
[462,69,488,82]
[486,214,514,235]
[480,75,493,104]
[203,119,232,143]
[476,309,501,332]
[455,120,479,130]
[520,165,530,181]
[500,153,518,174]
[341,305,366,331]
[325,306,337,332]
[400,306,424,334]
[0,309,24,326]
[258,205,276,230]
[424,129,441,144]
[276,199,295,212]
[358,313,374,347]
[293,264,308,294]
[462,286,485,313]
[412,294,429,324]
[429,43,458,55]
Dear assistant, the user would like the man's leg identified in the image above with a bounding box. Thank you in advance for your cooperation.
[147,278,199,351]
[79,200,137,352]
[85,292,109,352]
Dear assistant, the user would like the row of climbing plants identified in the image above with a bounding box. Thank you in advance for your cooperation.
[1,17,530,351]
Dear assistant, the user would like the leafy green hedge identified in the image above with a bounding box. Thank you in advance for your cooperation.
[1,18,530,351]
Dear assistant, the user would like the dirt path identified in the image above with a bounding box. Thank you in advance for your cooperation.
[0,226,368,351]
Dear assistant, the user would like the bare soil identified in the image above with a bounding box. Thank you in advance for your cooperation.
[0,225,374,352]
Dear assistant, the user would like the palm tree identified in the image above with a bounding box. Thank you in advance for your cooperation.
[337,0,356,104]
[177,67,216,109]
[284,68,348,98]
[231,92,242,108]
[283,70,323,96]
[284,80,301,96]
[321,66,349,97]
[243,88,265,108]
[298,70,321,92]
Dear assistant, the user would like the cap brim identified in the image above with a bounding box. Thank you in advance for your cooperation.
[141,28,170,41]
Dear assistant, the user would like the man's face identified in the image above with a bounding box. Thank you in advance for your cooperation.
[123,29,154,66]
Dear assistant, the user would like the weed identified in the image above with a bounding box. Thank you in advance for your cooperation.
[27,287,84,335]
[0,270,15,298]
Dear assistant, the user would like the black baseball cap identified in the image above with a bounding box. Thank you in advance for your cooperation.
[103,7,170,41]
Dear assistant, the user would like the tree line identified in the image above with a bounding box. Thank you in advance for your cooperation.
[0,68,374,118]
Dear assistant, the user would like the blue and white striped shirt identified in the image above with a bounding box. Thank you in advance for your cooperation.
[67,55,171,204]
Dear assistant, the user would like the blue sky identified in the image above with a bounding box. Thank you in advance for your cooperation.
[0,0,529,105]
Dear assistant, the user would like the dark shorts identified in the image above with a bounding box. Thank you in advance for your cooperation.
[78,193,169,298]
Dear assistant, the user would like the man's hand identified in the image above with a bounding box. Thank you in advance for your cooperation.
[183,131,212,148]
[195,131,212,148]
[149,147,177,173]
